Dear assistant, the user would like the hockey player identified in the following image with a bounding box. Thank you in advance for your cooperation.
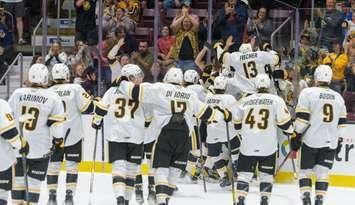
[0,99,28,205]
[107,67,224,205]
[204,76,239,188]
[8,63,65,205]
[231,74,293,205]
[47,63,94,205]
[215,42,283,95]
[291,65,347,205]
[92,64,150,205]
[184,69,206,102]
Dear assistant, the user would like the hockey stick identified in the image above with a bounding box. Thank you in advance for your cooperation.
[18,114,34,205]
[287,134,298,179]
[89,128,99,205]
[195,118,207,193]
[225,121,237,205]
[101,122,105,172]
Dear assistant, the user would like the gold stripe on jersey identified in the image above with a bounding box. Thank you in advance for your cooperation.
[207,109,216,122]
[277,115,291,125]
[139,84,144,102]
[195,104,208,119]
[0,121,16,134]
[296,118,308,124]
[145,115,153,122]
[6,134,20,144]
[128,83,134,99]
[295,107,310,113]
[48,115,65,121]
[79,98,92,113]
[94,101,109,117]
[191,128,197,150]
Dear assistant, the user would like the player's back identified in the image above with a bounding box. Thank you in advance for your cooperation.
[49,83,92,146]
[101,86,146,143]
[228,51,276,93]
[236,93,290,156]
[296,87,346,149]
[205,93,236,109]
[186,84,206,101]
[8,87,64,158]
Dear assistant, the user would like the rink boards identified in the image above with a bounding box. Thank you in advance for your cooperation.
[69,116,355,188]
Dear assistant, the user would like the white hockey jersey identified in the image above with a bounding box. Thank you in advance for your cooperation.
[8,88,65,159]
[222,50,279,94]
[231,93,293,156]
[186,84,206,102]
[49,83,93,146]
[0,99,20,171]
[295,87,347,149]
[205,93,237,143]
[118,81,214,136]
[95,86,152,144]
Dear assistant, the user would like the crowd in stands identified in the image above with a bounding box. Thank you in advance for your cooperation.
[0,0,354,118]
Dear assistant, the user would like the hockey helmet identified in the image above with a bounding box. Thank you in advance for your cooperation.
[254,74,271,89]
[163,67,183,84]
[213,76,227,90]
[52,63,70,81]
[239,43,253,53]
[314,65,332,83]
[28,63,49,85]
[184,69,200,84]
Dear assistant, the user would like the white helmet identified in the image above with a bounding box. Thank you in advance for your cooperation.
[314,65,332,83]
[164,67,183,84]
[28,63,49,85]
[254,74,271,89]
[213,76,227,90]
[239,43,253,53]
[184,69,199,84]
[221,66,234,78]
[52,63,70,81]
[121,64,144,80]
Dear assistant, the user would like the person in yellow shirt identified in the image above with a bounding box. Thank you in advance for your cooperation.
[322,42,349,93]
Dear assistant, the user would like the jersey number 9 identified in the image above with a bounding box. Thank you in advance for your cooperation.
[323,103,333,122]
[21,106,40,131]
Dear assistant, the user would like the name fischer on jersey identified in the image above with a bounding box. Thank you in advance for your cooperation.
[240,52,258,61]
[19,94,48,104]
[243,98,273,106]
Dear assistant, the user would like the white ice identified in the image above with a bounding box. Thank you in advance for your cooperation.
[8,172,355,205]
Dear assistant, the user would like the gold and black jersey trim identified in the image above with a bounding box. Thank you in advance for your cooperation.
[1,126,19,141]
[296,112,310,122]
[198,106,214,121]
[338,117,347,126]
[47,115,65,127]
[131,85,141,102]
[234,122,242,130]
[81,101,94,114]
[94,102,108,117]
[277,118,293,130]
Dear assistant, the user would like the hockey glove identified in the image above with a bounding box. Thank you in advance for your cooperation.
[91,115,103,130]
[52,137,64,150]
[214,106,232,122]
[111,75,128,87]
[290,132,302,151]
[19,137,29,156]
[336,137,343,155]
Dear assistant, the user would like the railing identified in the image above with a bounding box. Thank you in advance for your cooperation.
[0,53,24,99]
[32,17,43,57]
[270,15,293,49]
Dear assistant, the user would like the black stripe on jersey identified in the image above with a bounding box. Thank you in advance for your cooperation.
[94,106,108,117]
[338,117,347,126]
[278,119,292,130]
[145,121,151,128]
[199,107,213,121]
[296,112,310,122]
[81,101,94,114]
[131,85,140,101]
[272,70,286,79]
[1,127,18,140]
[234,123,242,130]
[47,119,61,127]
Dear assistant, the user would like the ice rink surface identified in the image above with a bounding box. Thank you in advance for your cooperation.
[9,172,355,205]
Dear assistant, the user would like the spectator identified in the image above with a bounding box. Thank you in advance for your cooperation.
[323,42,349,93]
[343,12,355,46]
[73,63,86,84]
[68,41,93,69]
[74,0,97,43]
[213,0,248,51]
[116,0,142,23]
[163,0,191,9]
[107,26,137,57]
[157,25,175,70]
[103,0,117,28]
[158,25,175,58]
[247,6,273,43]
[315,0,343,51]
[45,40,68,71]
[30,55,44,66]
[0,22,13,65]
[0,0,26,44]
[82,66,98,96]
[131,40,154,81]
[170,6,199,71]
[110,53,130,82]
[105,7,136,34]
